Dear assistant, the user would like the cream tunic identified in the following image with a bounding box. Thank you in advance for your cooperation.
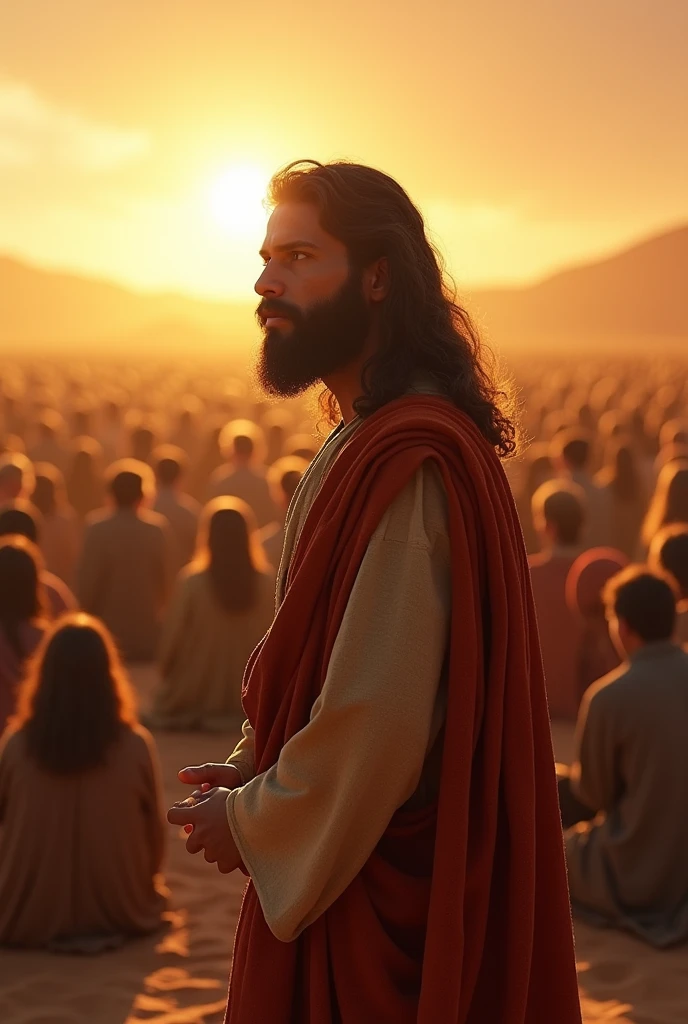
[224,402,453,942]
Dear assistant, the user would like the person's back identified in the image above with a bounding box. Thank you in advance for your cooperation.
[152,445,200,573]
[595,441,646,559]
[649,524,688,647]
[0,536,49,732]
[565,568,688,946]
[565,548,628,695]
[0,616,166,950]
[31,464,81,586]
[207,421,277,527]
[528,481,585,718]
[258,456,308,570]
[553,431,611,548]
[150,499,274,730]
[78,461,172,661]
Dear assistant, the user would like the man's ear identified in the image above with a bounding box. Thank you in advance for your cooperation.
[366,257,390,303]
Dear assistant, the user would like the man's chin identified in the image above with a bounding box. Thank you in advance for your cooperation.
[255,354,319,399]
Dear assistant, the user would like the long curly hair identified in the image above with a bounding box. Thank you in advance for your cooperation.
[12,614,138,775]
[267,161,517,458]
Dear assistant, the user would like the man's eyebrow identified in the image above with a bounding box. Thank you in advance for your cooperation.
[259,240,320,258]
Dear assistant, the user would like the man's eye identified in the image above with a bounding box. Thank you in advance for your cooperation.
[291,251,308,261]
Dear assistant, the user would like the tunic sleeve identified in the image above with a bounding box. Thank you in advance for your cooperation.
[226,464,451,942]
[226,719,256,784]
[570,683,619,813]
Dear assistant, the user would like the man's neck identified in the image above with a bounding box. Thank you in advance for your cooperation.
[323,332,377,424]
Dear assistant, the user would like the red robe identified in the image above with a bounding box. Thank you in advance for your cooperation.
[226,396,581,1023]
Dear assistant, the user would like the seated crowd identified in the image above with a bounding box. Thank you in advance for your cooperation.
[0,354,686,952]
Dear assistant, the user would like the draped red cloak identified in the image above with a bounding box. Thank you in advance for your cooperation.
[225,396,582,1024]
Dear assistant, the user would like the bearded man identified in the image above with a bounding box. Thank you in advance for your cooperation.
[168,161,582,1024]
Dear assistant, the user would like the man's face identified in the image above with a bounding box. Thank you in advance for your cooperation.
[254,202,372,398]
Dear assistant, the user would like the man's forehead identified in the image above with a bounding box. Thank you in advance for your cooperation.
[262,201,329,247]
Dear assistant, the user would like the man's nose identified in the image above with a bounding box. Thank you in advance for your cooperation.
[255,264,285,298]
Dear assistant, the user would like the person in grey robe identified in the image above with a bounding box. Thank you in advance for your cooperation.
[551,430,611,549]
[152,445,200,574]
[560,565,688,947]
[206,420,277,528]
[77,460,174,662]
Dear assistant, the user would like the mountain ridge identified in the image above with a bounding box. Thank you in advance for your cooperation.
[2,224,686,351]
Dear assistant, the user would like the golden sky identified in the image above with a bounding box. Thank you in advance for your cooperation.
[1,0,687,300]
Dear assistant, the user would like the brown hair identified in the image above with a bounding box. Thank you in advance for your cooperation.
[0,535,47,659]
[642,460,688,549]
[531,481,586,546]
[603,566,678,643]
[267,161,517,458]
[195,498,268,612]
[13,614,138,775]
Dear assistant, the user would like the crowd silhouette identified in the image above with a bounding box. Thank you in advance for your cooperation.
[1,352,687,952]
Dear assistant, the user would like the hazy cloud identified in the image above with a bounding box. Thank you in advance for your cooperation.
[0,82,150,171]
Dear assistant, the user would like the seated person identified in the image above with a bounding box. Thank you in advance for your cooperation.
[528,481,586,719]
[649,524,688,645]
[259,456,309,571]
[207,421,277,527]
[77,461,174,662]
[0,614,167,951]
[0,536,49,733]
[565,547,628,697]
[148,498,274,731]
[559,567,688,947]
[0,453,35,506]
[152,445,200,574]
[0,504,77,617]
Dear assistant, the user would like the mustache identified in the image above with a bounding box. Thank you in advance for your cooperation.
[255,299,303,325]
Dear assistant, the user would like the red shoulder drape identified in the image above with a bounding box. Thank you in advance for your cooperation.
[226,396,581,1024]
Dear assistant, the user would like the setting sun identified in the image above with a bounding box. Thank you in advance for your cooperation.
[206,164,269,238]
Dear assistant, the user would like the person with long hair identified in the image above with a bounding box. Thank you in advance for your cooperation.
[595,439,647,558]
[31,463,81,586]
[641,460,688,555]
[0,614,167,950]
[169,161,581,1022]
[649,524,688,645]
[149,498,274,730]
[0,536,49,733]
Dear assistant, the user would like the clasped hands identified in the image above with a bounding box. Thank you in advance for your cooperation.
[167,763,244,874]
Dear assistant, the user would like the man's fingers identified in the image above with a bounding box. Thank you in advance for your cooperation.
[179,764,216,785]
[186,831,204,855]
[204,849,217,865]
[167,803,197,826]
[190,784,212,800]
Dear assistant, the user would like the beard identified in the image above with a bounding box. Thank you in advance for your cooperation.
[255,271,372,398]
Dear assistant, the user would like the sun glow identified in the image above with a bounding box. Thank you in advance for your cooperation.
[206,164,269,238]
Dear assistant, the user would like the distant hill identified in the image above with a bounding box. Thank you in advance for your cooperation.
[469,224,688,343]
[1,224,686,353]
[0,256,253,352]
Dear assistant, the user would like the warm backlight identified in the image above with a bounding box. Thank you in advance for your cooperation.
[206,164,269,238]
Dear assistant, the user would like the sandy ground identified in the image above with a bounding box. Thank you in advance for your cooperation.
[0,671,686,1023]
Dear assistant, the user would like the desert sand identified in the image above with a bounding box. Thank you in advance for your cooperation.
[0,671,685,1023]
